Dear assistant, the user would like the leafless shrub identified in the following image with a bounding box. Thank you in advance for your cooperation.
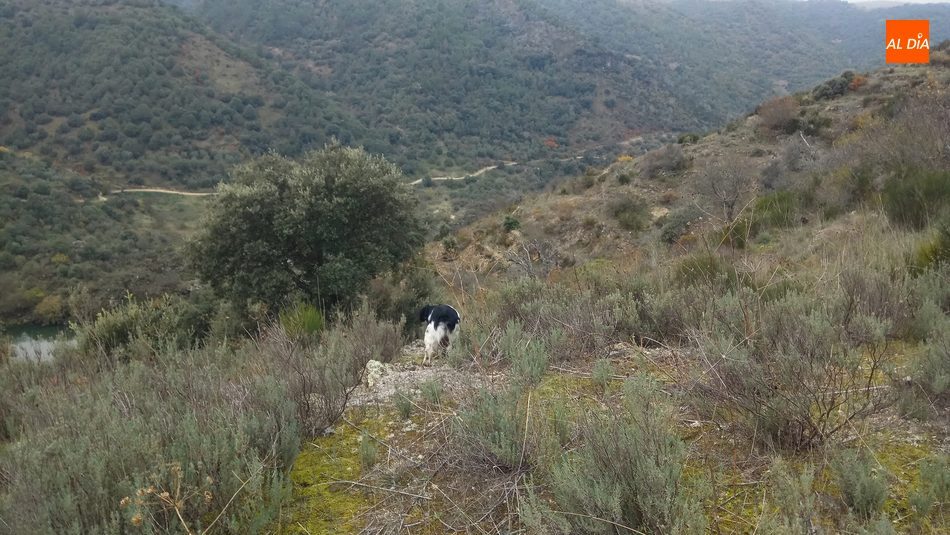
[757,96,800,135]
[697,156,757,221]
[692,285,895,451]
[505,240,563,279]
[254,301,402,435]
[640,144,689,179]
[833,91,950,178]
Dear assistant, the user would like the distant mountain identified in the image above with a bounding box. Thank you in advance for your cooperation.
[2,0,948,187]
[173,0,950,174]
[0,0,368,188]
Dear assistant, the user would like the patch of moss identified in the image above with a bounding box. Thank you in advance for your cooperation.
[682,444,769,532]
[534,371,594,403]
[874,435,934,531]
[272,417,390,534]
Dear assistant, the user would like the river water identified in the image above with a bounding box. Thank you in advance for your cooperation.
[6,325,73,362]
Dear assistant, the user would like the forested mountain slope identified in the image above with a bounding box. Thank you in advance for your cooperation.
[175,0,949,174]
[3,0,949,187]
[0,0,367,188]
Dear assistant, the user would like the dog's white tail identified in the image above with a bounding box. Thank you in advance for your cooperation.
[423,323,450,364]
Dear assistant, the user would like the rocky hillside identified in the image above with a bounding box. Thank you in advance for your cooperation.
[433,63,950,277]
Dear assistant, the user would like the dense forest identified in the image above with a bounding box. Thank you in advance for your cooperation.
[4,0,948,188]
[0,150,200,324]
[176,0,949,171]
[0,0,369,188]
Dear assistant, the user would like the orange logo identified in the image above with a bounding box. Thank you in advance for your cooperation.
[886,20,930,64]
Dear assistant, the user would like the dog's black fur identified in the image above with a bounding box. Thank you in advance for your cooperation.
[418,304,460,332]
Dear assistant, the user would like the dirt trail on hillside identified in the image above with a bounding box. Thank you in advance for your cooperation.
[110,188,215,196]
[107,132,654,196]
[408,161,518,185]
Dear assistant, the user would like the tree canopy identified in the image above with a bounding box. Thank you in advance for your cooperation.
[189,144,424,311]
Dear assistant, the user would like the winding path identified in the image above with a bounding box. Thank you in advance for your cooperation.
[108,133,659,197]
[408,161,518,185]
[110,188,215,196]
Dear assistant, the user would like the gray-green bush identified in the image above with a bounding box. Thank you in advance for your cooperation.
[909,454,949,521]
[457,389,526,471]
[608,193,650,232]
[395,392,413,420]
[0,296,403,533]
[833,450,888,519]
[521,379,705,534]
[693,281,896,451]
[659,206,702,244]
[420,379,444,405]
[0,348,298,534]
[640,144,689,179]
[761,458,818,532]
[591,358,613,394]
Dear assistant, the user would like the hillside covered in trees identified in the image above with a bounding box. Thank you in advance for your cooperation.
[174,0,949,172]
[4,0,949,188]
[0,0,368,188]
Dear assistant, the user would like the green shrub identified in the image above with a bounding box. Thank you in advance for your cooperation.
[609,194,649,232]
[499,320,549,388]
[278,301,325,339]
[365,259,441,336]
[255,300,403,435]
[860,516,898,535]
[673,253,744,290]
[188,146,424,311]
[757,96,800,135]
[0,294,405,533]
[640,145,689,179]
[0,348,299,533]
[762,458,818,532]
[617,171,633,185]
[457,389,526,471]
[910,221,950,273]
[511,340,549,388]
[522,379,705,534]
[442,236,459,255]
[503,214,521,232]
[832,450,888,519]
[882,170,950,230]
[420,379,443,405]
[395,392,413,420]
[911,321,950,401]
[677,133,700,145]
[717,216,759,249]
[814,71,855,101]
[359,431,378,469]
[659,206,701,244]
[753,190,801,229]
[548,397,573,448]
[500,283,616,359]
[591,358,613,394]
[71,294,208,369]
[909,454,949,521]
[693,285,895,451]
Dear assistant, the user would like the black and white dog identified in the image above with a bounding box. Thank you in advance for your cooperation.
[418,304,461,364]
